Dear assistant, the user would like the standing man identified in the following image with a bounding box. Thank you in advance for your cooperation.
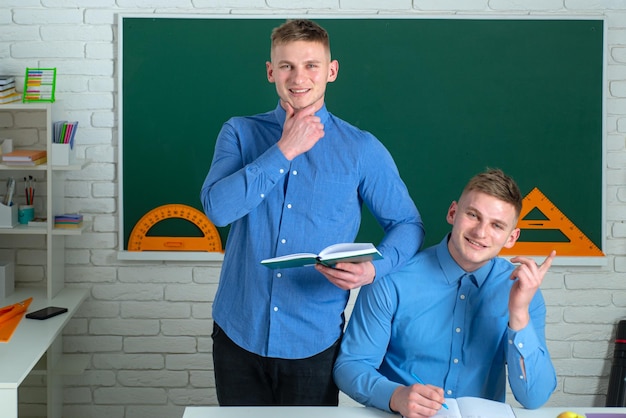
[334,169,557,417]
[200,19,424,406]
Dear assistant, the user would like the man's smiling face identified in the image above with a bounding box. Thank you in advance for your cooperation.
[266,40,338,114]
[446,189,520,272]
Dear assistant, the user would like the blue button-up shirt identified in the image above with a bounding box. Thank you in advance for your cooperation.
[201,102,424,359]
[334,235,556,410]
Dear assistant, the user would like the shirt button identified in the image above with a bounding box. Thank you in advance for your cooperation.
[455,327,461,333]
[287,204,292,209]
[460,294,466,300]
[518,342,524,348]
[276,273,282,278]
[273,306,278,312]
[519,375,524,380]
[292,170,298,175]
[508,339,513,345]
[453,358,459,364]
[447,390,452,395]
[260,193,265,198]
[279,168,285,174]
[281,239,286,244]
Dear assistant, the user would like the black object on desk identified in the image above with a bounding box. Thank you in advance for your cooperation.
[25,306,68,320]
[607,320,626,406]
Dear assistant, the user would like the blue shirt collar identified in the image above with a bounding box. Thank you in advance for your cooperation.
[272,101,330,128]
[436,233,494,288]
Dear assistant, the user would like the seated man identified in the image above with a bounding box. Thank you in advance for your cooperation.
[333,169,557,417]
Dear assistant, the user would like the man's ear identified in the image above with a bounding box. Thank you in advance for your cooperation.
[446,201,458,226]
[266,61,274,83]
[503,227,521,249]
[327,59,339,82]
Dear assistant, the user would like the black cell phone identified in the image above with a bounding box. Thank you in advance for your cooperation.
[25,306,68,320]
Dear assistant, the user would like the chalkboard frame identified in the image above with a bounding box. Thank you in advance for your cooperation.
[117,14,606,265]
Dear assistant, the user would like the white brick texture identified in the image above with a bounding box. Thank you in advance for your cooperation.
[1,2,625,417]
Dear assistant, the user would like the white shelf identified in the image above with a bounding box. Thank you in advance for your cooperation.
[0,159,89,171]
[51,158,90,171]
[0,163,47,171]
[0,102,88,418]
[0,102,48,110]
[0,221,89,236]
[0,224,47,235]
[0,287,88,389]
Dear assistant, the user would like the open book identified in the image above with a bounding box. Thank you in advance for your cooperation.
[435,397,515,418]
[260,243,382,269]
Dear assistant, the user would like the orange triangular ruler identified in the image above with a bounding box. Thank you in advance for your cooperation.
[0,297,33,343]
[499,187,603,257]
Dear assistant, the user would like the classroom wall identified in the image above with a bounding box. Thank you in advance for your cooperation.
[1,1,626,417]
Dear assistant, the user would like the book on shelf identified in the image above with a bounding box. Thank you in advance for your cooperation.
[0,76,15,86]
[2,156,47,166]
[261,242,383,269]
[2,149,47,162]
[433,397,516,418]
[0,82,15,92]
[0,90,17,99]
[0,92,20,104]
[0,86,16,96]
[55,223,83,229]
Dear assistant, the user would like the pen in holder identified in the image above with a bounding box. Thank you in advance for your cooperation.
[0,177,17,228]
[24,175,35,205]
[16,176,35,225]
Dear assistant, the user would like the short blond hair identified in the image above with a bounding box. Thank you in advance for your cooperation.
[271,19,331,52]
[462,168,523,219]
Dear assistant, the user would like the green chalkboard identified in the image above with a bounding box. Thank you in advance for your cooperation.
[121,17,604,254]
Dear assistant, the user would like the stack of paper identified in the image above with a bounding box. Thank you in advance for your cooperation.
[54,213,83,229]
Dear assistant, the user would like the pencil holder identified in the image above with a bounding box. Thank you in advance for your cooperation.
[0,203,17,228]
[51,142,75,166]
[18,205,34,225]
[0,260,14,299]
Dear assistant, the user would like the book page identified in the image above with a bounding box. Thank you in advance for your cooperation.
[318,243,377,259]
[261,253,317,263]
[434,398,461,418]
[261,243,381,269]
[447,397,516,418]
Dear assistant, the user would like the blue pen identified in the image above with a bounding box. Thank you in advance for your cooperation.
[411,373,449,410]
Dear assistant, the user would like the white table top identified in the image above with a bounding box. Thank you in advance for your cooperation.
[183,405,626,418]
[0,287,87,388]
[183,406,393,418]
[515,407,626,418]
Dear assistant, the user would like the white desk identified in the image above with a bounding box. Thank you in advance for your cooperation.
[183,406,626,418]
[183,406,393,417]
[0,287,88,418]
[515,407,626,417]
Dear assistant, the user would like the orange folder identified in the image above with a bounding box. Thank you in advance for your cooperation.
[0,297,33,343]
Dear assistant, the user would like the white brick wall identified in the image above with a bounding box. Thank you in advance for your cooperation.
[1,1,625,417]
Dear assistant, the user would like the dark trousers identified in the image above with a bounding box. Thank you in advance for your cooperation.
[211,322,340,406]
